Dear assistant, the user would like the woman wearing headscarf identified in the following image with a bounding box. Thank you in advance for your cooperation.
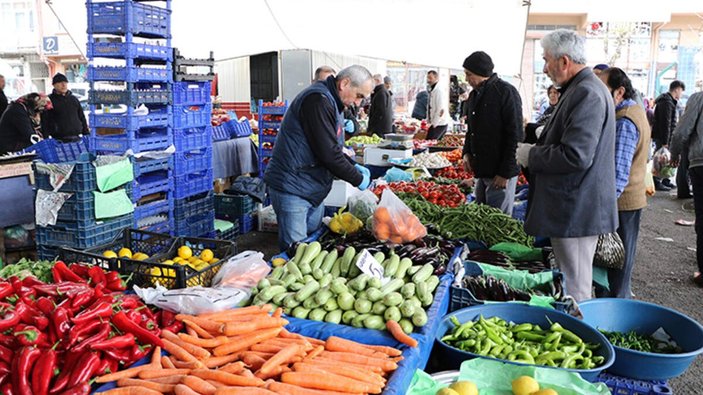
[0,93,52,154]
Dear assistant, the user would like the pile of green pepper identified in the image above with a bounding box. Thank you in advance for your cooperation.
[441,315,605,369]
[600,329,682,354]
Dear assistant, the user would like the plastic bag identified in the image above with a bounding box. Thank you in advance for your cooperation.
[645,160,655,196]
[348,190,379,222]
[653,147,673,177]
[372,189,426,244]
[134,284,250,315]
[593,232,625,270]
[211,251,270,288]
[384,167,413,182]
[35,189,72,227]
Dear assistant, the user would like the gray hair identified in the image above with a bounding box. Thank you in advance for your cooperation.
[541,29,587,65]
[314,65,335,81]
[372,74,383,85]
[337,65,373,87]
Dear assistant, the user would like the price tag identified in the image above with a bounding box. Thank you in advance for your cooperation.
[355,249,385,280]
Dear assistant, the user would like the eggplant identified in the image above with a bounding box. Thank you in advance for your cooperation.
[433,264,446,275]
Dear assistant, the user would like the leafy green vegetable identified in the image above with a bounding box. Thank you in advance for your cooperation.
[0,258,56,283]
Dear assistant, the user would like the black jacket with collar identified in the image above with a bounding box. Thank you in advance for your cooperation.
[41,90,88,140]
[652,92,677,144]
[0,89,7,116]
[462,74,523,179]
[368,84,394,135]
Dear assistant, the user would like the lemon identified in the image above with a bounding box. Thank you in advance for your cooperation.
[449,381,478,395]
[200,249,214,262]
[132,252,149,261]
[272,258,287,267]
[194,259,207,266]
[118,248,133,258]
[512,376,539,395]
[436,389,460,395]
[186,256,197,263]
[103,250,118,258]
[178,246,193,260]
[163,260,174,265]
[531,390,558,395]
[209,258,219,264]
[172,257,183,263]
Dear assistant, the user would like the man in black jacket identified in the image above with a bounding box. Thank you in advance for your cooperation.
[462,51,523,215]
[41,73,88,141]
[367,74,393,135]
[652,80,685,192]
[0,75,8,116]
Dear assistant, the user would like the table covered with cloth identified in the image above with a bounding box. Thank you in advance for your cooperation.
[211,137,259,179]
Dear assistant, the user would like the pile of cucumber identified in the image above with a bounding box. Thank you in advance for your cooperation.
[251,241,442,334]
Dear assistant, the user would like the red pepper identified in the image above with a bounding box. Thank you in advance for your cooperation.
[72,323,110,353]
[0,360,9,375]
[0,334,15,348]
[161,309,177,327]
[70,301,112,325]
[32,315,49,331]
[32,348,56,395]
[33,283,89,298]
[57,382,90,395]
[93,282,105,298]
[117,296,139,310]
[49,351,81,395]
[1,383,14,395]
[69,288,94,310]
[0,344,12,365]
[52,262,85,283]
[35,297,55,315]
[0,310,19,332]
[15,347,40,395]
[106,278,126,292]
[14,324,47,347]
[103,347,132,364]
[15,302,47,328]
[20,276,44,288]
[67,320,102,347]
[90,333,136,350]
[113,311,163,347]
[52,307,71,340]
[87,266,106,286]
[68,263,90,280]
[67,352,100,388]
[0,282,15,300]
[106,358,118,375]
[104,271,120,284]
[163,321,184,334]
[128,343,152,363]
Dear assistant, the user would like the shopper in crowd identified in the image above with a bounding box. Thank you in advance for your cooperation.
[598,67,651,298]
[314,65,336,82]
[536,85,560,125]
[517,29,618,302]
[449,75,465,121]
[426,70,449,140]
[368,74,393,135]
[652,80,686,192]
[0,93,52,155]
[461,51,523,216]
[41,73,88,142]
[384,76,393,95]
[669,91,703,287]
[0,75,8,116]
[264,65,374,250]
[592,63,609,76]
[412,90,428,120]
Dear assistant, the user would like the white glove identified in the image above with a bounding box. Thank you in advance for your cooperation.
[516,143,534,167]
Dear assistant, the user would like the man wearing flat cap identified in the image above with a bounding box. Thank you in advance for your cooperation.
[41,73,88,141]
[462,51,523,215]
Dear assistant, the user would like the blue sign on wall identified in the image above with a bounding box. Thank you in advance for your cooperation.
[42,36,59,54]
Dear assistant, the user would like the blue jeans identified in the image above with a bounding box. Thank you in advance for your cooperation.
[608,209,642,298]
[269,188,324,251]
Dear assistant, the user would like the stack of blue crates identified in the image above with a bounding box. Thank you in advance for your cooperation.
[172,50,215,238]
[86,0,175,235]
[257,100,288,178]
[34,153,134,260]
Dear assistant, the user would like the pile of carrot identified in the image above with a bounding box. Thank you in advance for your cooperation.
[95,305,403,395]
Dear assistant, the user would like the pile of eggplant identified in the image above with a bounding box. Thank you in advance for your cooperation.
[467,250,553,274]
[460,274,563,302]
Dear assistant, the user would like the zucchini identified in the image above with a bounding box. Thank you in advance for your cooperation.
[365,287,383,302]
[351,313,370,328]
[384,306,401,322]
[314,287,334,305]
[399,301,416,318]
[303,297,321,309]
[268,279,284,286]
[348,274,369,292]
[412,263,433,284]
[320,250,338,273]
[406,265,422,276]
[295,280,320,302]
[330,278,349,295]
[384,254,400,277]
[342,310,358,325]
[293,242,308,264]
[380,278,404,296]
[310,250,329,272]
[318,273,333,288]
[412,309,428,327]
[399,318,414,334]
[417,282,433,307]
[330,257,342,277]
[300,241,322,267]
[354,299,372,314]
[283,293,301,309]
[282,273,298,287]
[309,308,327,322]
[348,251,363,278]
[288,282,305,292]
[302,274,315,283]
[286,261,304,281]
[372,301,387,315]
[340,247,356,277]
[258,285,286,302]
[337,292,355,311]
[324,310,342,324]
[383,292,403,307]
[298,261,312,275]
[292,306,310,319]
[257,278,270,291]
[368,277,382,289]
[400,283,416,299]
[272,291,292,305]
[373,252,386,264]
[364,315,386,330]
[270,266,285,281]
[323,298,339,312]
[395,258,413,279]
[427,275,440,293]
[312,268,325,281]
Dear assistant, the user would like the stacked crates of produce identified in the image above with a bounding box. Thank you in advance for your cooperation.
[172,48,215,238]
[215,193,255,236]
[257,100,288,178]
[86,0,175,234]
[34,154,134,260]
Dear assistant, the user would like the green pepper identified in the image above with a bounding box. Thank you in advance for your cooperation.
[489,345,505,357]
[511,323,533,332]
[516,332,545,342]
[509,350,535,364]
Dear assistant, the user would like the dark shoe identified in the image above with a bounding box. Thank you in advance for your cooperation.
[663,179,676,188]
[655,183,672,191]
[677,193,693,199]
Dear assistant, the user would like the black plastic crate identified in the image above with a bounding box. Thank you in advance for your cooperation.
[216,220,239,242]
[215,193,254,220]
[174,191,214,222]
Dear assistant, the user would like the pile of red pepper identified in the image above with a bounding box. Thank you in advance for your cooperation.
[374,181,466,207]
[0,261,174,395]
[435,166,474,180]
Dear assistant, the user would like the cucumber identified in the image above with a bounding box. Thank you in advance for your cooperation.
[384,306,401,322]
[268,279,284,286]
[289,282,305,292]
[400,283,416,299]
[363,315,385,330]
[373,252,386,264]
[314,287,334,305]
[270,266,285,281]
[384,254,400,277]
[310,250,328,272]
[340,247,356,277]
[295,280,320,302]
[303,297,320,310]
[417,282,433,307]
[320,250,338,273]
[318,273,333,288]
[368,277,382,289]
[300,241,322,267]
[348,252,362,278]
[399,301,416,318]
[337,291,355,311]
[412,308,428,327]
[298,261,312,275]
[286,261,304,281]
[309,308,327,321]
[272,291,292,306]
[407,265,422,276]
[342,310,358,325]
[257,278,270,291]
[383,292,403,307]
[351,313,370,328]
[412,263,433,284]
[395,258,413,279]
[283,293,301,309]
[354,298,372,314]
[348,274,369,292]
[293,242,308,264]
[292,306,310,319]
[302,274,315,284]
[282,273,298,287]
[372,301,387,315]
[399,318,414,334]
[323,298,339,312]
[366,287,383,302]
[324,310,342,324]
[427,275,440,293]
[380,278,405,296]
[258,285,286,302]
[312,268,325,281]
[355,290,368,301]
[330,257,342,277]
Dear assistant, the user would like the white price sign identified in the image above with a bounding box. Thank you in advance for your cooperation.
[355,249,385,280]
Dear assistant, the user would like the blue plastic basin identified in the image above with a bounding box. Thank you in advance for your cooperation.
[435,303,615,381]
[579,298,703,380]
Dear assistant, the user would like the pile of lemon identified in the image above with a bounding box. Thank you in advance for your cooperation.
[102,247,150,261]
[151,246,219,286]
[437,377,557,395]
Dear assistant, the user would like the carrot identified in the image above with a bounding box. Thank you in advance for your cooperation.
[206,380,227,388]
[307,357,384,374]
[178,333,228,348]
[239,368,256,378]
[263,338,311,347]
[182,375,217,395]
[146,375,187,384]
[223,317,288,336]
[175,314,224,334]
[363,344,403,357]
[255,365,291,380]
[211,313,269,323]
[212,327,282,356]
[99,387,163,395]
[386,320,418,348]
[241,353,267,371]
[303,345,324,361]
[281,371,382,394]
[175,383,200,395]
[150,346,162,367]
[183,319,215,339]
[293,362,385,387]
[219,361,246,374]
[319,351,398,371]
[203,353,242,368]
[243,351,275,359]
[162,355,176,369]
[266,381,364,395]
[324,336,390,358]
[95,365,150,383]
[163,338,199,363]
[170,359,206,369]
[251,343,286,353]
[163,330,211,359]
[138,368,191,379]
[272,307,283,318]
[259,344,303,377]
[214,387,278,395]
[198,305,272,320]
[190,369,265,387]
[116,378,175,393]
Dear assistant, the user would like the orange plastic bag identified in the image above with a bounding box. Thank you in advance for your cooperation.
[372,189,427,244]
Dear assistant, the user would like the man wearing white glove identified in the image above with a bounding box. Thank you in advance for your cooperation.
[523,30,618,302]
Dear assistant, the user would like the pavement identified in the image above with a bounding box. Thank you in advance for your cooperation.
[238,189,703,391]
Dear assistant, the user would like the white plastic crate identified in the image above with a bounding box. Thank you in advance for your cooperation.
[257,205,278,233]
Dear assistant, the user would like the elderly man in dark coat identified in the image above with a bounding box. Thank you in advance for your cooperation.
[516,29,618,302]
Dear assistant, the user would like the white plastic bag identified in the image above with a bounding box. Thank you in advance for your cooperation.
[653,147,675,178]
[372,189,427,244]
[212,251,270,288]
[348,189,379,222]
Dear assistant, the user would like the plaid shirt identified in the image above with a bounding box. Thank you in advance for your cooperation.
[615,99,640,197]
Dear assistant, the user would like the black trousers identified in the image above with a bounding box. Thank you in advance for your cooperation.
[690,166,703,272]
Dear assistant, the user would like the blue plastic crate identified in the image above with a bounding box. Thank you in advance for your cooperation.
[138,218,174,235]
[90,129,173,154]
[173,147,212,177]
[174,191,214,221]
[87,1,171,39]
[36,214,133,249]
[87,41,172,61]
[212,124,230,142]
[33,156,96,193]
[238,214,254,235]
[174,125,212,152]
[173,169,213,199]
[175,211,215,237]
[132,154,173,178]
[231,120,252,138]
[134,195,173,223]
[132,171,173,202]
[88,65,171,83]
[57,184,133,222]
[596,373,671,395]
[173,105,211,129]
[258,100,288,115]
[91,107,171,130]
[37,245,61,261]
[259,120,281,130]
[24,137,89,163]
[200,231,217,239]
[89,87,171,106]
[173,81,211,105]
